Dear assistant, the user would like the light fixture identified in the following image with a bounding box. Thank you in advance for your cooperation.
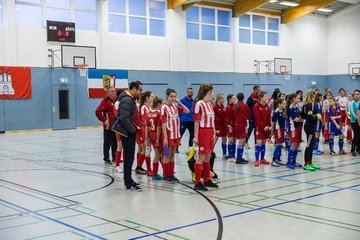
[269,0,278,3]
[279,1,299,7]
[318,8,333,12]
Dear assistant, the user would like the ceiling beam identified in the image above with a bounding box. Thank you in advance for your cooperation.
[282,0,336,24]
[196,1,233,10]
[251,9,281,16]
[233,0,270,17]
[167,0,187,9]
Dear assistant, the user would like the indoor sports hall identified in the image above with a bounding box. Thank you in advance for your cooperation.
[0,0,359,240]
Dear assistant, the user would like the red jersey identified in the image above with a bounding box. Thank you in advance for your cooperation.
[234,102,250,127]
[194,100,215,128]
[161,103,183,140]
[253,102,271,129]
[132,106,141,134]
[225,103,235,126]
[140,105,151,125]
[213,103,226,128]
[146,110,162,142]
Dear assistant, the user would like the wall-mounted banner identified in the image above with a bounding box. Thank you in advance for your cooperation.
[0,66,32,99]
[87,69,128,98]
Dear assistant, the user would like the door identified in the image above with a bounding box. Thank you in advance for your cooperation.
[0,99,4,133]
[52,84,76,130]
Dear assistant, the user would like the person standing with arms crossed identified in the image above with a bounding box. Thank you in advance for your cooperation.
[178,88,194,153]
[95,86,117,165]
[117,81,143,191]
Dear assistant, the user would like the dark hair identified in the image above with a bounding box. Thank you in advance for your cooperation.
[338,88,346,94]
[129,81,142,90]
[235,92,244,111]
[315,88,320,92]
[153,96,163,109]
[274,88,280,91]
[274,99,284,107]
[227,94,234,103]
[139,91,152,110]
[296,90,303,102]
[284,93,296,118]
[258,91,267,99]
[315,92,323,103]
[272,89,281,101]
[187,87,193,91]
[253,85,260,91]
[116,89,124,96]
[196,84,213,101]
[166,88,176,98]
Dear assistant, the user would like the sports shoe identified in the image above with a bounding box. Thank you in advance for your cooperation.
[104,160,112,165]
[152,174,163,180]
[310,163,321,169]
[254,160,260,167]
[330,151,338,156]
[228,158,236,163]
[351,152,358,156]
[277,159,286,165]
[260,159,270,164]
[194,183,208,191]
[236,159,248,164]
[126,183,142,191]
[222,154,229,159]
[167,175,179,183]
[191,172,196,183]
[294,162,303,168]
[135,167,147,175]
[204,180,219,188]
[303,164,315,171]
[313,150,323,155]
[271,161,280,167]
[114,166,123,173]
[339,150,347,155]
[287,163,295,169]
[245,143,250,149]
[146,171,153,176]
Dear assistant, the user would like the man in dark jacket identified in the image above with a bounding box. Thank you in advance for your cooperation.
[116,81,143,191]
[95,86,117,165]
[245,85,260,148]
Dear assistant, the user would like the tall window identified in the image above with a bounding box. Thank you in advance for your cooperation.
[15,0,42,27]
[46,0,71,23]
[186,6,231,42]
[239,14,280,46]
[108,0,166,36]
[0,0,3,24]
[74,0,97,31]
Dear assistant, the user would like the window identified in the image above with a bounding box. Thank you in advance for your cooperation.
[46,0,71,23]
[0,0,2,24]
[108,0,166,37]
[186,6,231,42]
[16,1,42,26]
[74,0,97,31]
[239,14,280,46]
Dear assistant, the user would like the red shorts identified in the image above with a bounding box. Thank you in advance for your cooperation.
[274,127,285,144]
[116,133,121,141]
[198,128,214,154]
[227,125,236,138]
[345,116,350,125]
[136,131,144,144]
[255,127,271,140]
[340,110,347,124]
[215,125,227,137]
[235,126,247,139]
[290,125,302,143]
[150,139,163,152]
[166,130,181,147]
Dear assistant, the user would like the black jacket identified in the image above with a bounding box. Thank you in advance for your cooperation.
[116,90,137,137]
[301,103,318,129]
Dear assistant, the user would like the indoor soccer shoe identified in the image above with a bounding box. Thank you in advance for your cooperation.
[168,175,179,183]
[146,171,153,176]
[330,151,338,156]
[313,150,323,155]
[303,164,315,171]
[152,175,163,180]
[135,167,147,175]
[294,162,303,168]
[310,163,321,169]
[114,166,123,173]
[286,163,295,169]
[260,159,270,164]
[254,160,260,167]
[271,161,280,167]
[339,150,347,155]
[204,180,219,188]
[277,159,286,165]
[194,183,208,191]
[236,159,249,164]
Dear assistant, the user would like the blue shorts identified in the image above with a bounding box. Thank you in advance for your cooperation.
[328,123,342,136]
[315,120,322,133]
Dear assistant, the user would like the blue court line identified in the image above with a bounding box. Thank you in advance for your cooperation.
[128,183,360,239]
[0,199,107,240]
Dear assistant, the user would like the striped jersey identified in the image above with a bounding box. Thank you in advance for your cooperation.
[194,100,215,128]
[161,104,183,139]
[140,105,152,124]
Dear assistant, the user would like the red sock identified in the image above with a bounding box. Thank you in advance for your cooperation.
[137,153,145,168]
[169,161,174,176]
[194,163,203,184]
[324,129,329,141]
[163,163,169,177]
[145,156,152,171]
[115,150,121,167]
[347,129,352,141]
[203,162,211,182]
[153,162,159,176]
[136,152,141,167]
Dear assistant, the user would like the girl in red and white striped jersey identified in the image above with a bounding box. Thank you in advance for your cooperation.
[161,89,190,183]
[193,84,218,191]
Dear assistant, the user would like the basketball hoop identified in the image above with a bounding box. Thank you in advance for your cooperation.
[279,71,291,80]
[76,64,88,77]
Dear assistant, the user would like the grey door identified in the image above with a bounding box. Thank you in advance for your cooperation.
[52,84,76,130]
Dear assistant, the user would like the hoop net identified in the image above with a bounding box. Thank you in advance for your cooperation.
[76,64,88,77]
[279,71,291,80]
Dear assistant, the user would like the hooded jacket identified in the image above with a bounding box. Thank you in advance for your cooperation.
[116,90,137,137]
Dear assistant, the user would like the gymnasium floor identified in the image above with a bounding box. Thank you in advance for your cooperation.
[0,128,359,240]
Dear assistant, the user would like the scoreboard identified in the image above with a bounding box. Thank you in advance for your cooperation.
[47,20,75,43]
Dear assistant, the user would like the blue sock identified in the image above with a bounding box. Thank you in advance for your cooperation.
[273,146,279,160]
[287,148,294,165]
[236,146,244,161]
[222,143,227,155]
[292,149,298,164]
[339,139,344,151]
[275,144,282,160]
[255,144,261,161]
[261,144,266,160]
[313,137,319,150]
[285,138,290,150]
[329,139,334,152]
[228,144,232,157]
[232,144,236,158]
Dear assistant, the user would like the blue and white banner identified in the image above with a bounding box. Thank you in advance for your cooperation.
[87,69,128,98]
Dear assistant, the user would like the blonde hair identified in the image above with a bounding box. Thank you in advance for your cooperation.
[304,90,315,105]
[215,94,224,104]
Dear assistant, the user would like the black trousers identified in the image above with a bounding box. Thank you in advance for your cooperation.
[121,133,136,187]
[351,122,360,153]
[103,129,117,161]
[180,121,194,147]
[304,126,316,164]
[246,119,256,143]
